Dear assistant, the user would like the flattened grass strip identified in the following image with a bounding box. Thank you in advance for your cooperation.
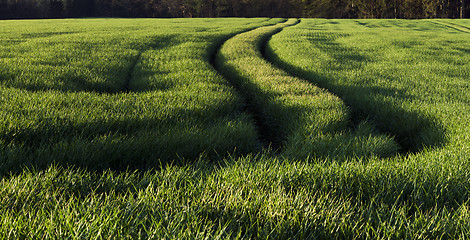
[266,19,456,152]
[0,18,283,173]
[216,19,398,160]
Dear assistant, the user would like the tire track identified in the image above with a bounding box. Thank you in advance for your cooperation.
[123,52,142,93]
[213,19,299,151]
[431,20,470,33]
[214,19,399,158]
[208,19,289,150]
[265,20,447,154]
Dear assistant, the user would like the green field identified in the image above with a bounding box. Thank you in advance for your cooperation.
[1,18,470,238]
[0,18,283,173]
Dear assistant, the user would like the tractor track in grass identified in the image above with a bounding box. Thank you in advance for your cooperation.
[431,20,470,33]
[209,19,290,151]
[213,18,448,157]
[213,19,403,158]
[125,18,276,94]
[264,20,448,154]
[123,52,143,93]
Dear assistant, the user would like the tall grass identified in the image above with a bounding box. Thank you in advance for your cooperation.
[2,155,470,239]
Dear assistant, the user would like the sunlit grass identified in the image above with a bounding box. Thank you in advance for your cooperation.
[2,154,470,239]
[0,18,282,172]
[216,19,398,160]
[1,18,470,238]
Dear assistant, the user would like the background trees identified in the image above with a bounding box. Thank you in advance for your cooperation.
[0,0,468,19]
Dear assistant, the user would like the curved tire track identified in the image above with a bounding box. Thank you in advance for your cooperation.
[431,20,470,33]
[265,19,447,154]
[214,19,399,159]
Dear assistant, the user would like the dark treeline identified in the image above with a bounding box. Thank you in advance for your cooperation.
[0,0,468,19]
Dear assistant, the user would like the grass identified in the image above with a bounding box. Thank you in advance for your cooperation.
[0,18,282,173]
[1,18,470,238]
[216,19,399,160]
[267,19,470,152]
[3,156,470,239]
[431,19,470,33]
[265,18,470,236]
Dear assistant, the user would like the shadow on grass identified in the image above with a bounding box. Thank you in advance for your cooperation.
[264,31,447,153]
[0,101,262,177]
[214,25,399,160]
[21,31,81,38]
[1,35,181,94]
[0,24,284,177]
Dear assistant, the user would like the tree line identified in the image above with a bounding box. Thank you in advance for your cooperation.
[1,0,468,20]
